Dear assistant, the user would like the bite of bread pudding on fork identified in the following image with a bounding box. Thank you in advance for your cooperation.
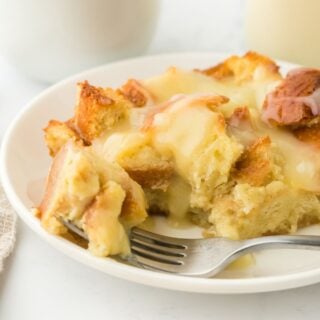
[34,52,320,257]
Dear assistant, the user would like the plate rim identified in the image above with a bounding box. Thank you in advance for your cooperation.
[2,51,320,294]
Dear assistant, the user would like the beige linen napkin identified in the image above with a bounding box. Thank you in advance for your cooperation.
[0,185,16,271]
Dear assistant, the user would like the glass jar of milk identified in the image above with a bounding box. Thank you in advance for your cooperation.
[245,0,320,67]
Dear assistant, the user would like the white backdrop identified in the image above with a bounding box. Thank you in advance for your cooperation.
[1,1,318,319]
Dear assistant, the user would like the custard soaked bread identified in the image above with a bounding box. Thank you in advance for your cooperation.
[37,52,320,257]
[38,141,147,256]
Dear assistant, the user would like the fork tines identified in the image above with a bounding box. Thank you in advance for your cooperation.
[130,228,188,272]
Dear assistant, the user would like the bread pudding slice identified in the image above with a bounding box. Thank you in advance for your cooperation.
[37,140,147,256]
[37,52,320,257]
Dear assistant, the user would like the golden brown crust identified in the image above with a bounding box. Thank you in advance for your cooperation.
[189,95,229,110]
[294,125,320,149]
[233,136,272,186]
[44,120,80,157]
[74,81,132,142]
[262,68,320,127]
[117,144,174,191]
[120,191,146,229]
[200,51,280,82]
[124,163,174,191]
[201,61,233,80]
[120,79,154,107]
[65,118,77,131]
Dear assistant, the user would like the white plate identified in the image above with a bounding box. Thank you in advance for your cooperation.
[2,52,320,294]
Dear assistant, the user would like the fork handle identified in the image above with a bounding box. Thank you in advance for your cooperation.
[242,235,320,252]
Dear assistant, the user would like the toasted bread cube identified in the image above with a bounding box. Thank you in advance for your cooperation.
[118,145,174,191]
[74,81,132,142]
[262,69,320,127]
[201,51,281,83]
[121,79,154,107]
[233,136,274,187]
[96,131,174,191]
[44,120,80,156]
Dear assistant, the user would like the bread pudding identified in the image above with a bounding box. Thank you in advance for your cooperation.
[36,52,320,257]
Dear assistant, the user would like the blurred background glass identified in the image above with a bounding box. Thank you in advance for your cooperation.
[148,0,245,54]
[245,0,320,67]
[0,0,159,83]
[3,0,318,84]
[0,0,247,83]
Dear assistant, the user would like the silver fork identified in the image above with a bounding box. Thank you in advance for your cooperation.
[62,220,320,278]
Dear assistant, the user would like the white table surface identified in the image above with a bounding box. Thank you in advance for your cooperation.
[1,1,320,319]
